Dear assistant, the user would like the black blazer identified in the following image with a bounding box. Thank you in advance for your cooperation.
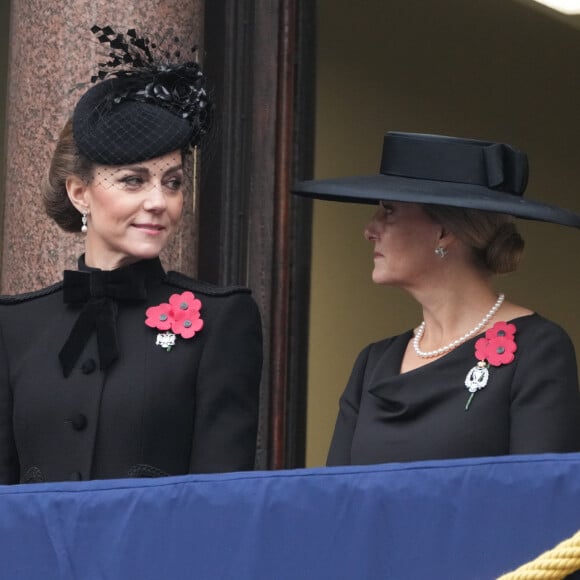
[327,314,580,466]
[0,258,262,484]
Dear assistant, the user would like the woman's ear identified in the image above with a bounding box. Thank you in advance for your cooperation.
[439,227,457,245]
[66,175,89,214]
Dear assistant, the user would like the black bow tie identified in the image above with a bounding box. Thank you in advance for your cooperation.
[58,265,151,377]
[61,268,148,304]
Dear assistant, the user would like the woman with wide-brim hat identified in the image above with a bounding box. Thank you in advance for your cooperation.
[0,26,262,484]
[293,131,580,466]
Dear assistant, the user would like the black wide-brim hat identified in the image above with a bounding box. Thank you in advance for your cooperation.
[292,132,580,229]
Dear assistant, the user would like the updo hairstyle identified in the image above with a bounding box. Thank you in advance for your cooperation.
[43,119,94,233]
[423,204,525,274]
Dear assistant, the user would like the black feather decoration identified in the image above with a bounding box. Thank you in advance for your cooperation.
[87,25,211,141]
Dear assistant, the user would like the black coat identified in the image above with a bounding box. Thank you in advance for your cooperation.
[327,314,580,466]
[0,258,262,484]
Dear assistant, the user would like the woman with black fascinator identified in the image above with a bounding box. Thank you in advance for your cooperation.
[0,26,262,484]
[294,131,580,466]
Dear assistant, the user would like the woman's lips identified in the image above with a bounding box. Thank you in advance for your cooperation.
[133,223,165,234]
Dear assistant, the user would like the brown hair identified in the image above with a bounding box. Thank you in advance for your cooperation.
[43,119,94,232]
[423,204,525,274]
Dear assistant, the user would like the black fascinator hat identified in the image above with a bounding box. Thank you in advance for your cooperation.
[292,132,580,229]
[73,25,211,165]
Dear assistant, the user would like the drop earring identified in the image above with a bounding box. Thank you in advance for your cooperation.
[81,210,88,234]
[434,246,447,258]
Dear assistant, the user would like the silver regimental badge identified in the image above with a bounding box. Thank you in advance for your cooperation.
[464,361,489,392]
[464,361,490,411]
[156,332,176,351]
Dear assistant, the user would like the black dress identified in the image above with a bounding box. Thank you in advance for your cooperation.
[0,258,262,484]
[327,314,580,466]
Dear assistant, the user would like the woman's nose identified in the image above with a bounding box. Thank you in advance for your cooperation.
[364,225,376,241]
[143,184,167,211]
[364,211,382,241]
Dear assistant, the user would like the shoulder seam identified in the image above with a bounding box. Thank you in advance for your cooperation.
[165,271,251,297]
[0,281,64,304]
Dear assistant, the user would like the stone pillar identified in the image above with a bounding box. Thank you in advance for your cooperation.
[2,0,204,293]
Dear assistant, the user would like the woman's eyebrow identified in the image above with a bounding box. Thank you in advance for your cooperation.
[162,164,184,175]
[110,165,150,175]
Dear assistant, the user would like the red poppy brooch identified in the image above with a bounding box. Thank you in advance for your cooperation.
[145,291,204,351]
[464,322,517,411]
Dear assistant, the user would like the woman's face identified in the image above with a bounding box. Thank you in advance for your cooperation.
[72,150,184,270]
[364,201,443,288]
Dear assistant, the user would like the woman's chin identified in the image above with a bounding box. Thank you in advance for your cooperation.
[127,239,170,260]
[132,247,165,261]
[371,269,388,285]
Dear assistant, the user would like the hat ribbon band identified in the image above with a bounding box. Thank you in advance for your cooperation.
[379,134,527,195]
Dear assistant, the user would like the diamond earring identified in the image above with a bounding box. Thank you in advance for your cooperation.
[434,246,447,258]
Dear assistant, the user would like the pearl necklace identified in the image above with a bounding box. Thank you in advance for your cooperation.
[413,293,505,358]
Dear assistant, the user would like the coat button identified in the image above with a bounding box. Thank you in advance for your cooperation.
[70,413,88,431]
[70,472,82,481]
[81,359,97,374]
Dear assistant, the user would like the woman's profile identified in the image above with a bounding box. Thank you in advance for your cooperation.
[294,131,580,466]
